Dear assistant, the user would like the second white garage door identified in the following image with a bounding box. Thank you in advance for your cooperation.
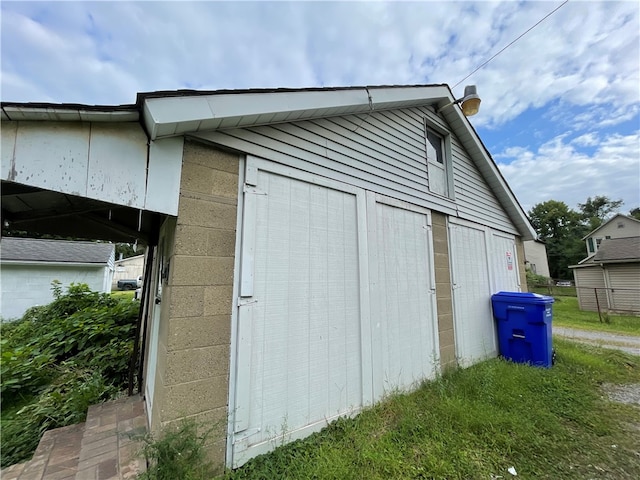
[449,219,520,367]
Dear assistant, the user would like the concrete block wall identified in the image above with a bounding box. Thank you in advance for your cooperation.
[431,212,456,371]
[151,140,240,471]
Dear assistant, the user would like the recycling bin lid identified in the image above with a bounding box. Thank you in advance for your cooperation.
[491,291,554,304]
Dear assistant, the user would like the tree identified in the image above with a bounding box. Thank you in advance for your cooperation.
[528,200,586,280]
[630,207,640,221]
[577,196,623,232]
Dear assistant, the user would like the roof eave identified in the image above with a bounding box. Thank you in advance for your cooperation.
[438,98,537,241]
[141,85,452,140]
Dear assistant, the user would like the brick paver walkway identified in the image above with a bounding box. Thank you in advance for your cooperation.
[1,395,147,480]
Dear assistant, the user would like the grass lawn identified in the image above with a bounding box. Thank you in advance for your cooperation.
[552,296,640,336]
[110,290,136,301]
[220,339,640,480]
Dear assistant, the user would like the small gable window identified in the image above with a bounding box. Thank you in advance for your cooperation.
[424,123,453,199]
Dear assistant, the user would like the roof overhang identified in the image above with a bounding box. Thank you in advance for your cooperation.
[140,85,452,140]
[2,84,537,241]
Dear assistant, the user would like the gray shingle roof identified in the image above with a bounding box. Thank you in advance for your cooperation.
[1,237,114,264]
[592,237,640,263]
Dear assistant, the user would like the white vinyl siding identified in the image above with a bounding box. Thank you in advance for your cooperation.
[573,267,607,312]
[191,106,517,235]
[606,264,640,312]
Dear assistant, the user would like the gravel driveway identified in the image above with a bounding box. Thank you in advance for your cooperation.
[553,327,640,406]
[553,326,640,356]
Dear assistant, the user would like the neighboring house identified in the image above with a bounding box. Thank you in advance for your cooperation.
[523,239,550,278]
[570,214,640,312]
[0,237,115,320]
[112,254,145,289]
[2,84,536,470]
[582,213,640,256]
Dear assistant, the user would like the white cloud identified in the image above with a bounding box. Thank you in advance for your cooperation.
[3,1,638,121]
[1,1,638,214]
[497,131,640,212]
[571,133,599,148]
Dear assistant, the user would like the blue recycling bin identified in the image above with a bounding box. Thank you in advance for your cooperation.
[491,292,554,368]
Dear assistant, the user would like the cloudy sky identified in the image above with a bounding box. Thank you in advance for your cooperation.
[2,0,639,213]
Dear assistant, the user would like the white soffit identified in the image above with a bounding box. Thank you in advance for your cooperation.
[142,86,452,140]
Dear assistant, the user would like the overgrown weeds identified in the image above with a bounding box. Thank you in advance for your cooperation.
[136,418,216,480]
[0,283,139,468]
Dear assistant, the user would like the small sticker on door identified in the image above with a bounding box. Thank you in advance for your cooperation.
[506,251,513,270]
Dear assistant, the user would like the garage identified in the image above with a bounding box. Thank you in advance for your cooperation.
[231,158,439,465]
[449,219,520,367]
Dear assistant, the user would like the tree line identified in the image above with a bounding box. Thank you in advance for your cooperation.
[528,195,640,281]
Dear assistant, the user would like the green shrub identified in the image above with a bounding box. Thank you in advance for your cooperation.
[1,366,119,468]
[525,270,550,290]
[137,419,215,480]
[0,283,139,468]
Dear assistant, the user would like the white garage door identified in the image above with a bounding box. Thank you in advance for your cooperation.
[231,159,441,466]
[232,161,370,465]
[449,220,520,367]
[367,193,439,397]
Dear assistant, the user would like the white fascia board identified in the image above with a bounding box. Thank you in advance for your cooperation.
[143,87,449,140]
[144,136,184,215]
[369,85,451,105]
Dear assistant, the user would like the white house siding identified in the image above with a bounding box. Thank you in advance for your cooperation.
[0,263,112,320]
[191,105,517,236]
[523,240,551,277]
[573,266,607,312]
[605,264,640,312]
[587,216,640,241]
[112,255,145,289]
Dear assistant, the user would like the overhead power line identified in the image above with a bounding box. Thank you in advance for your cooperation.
[453,0,570,89]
